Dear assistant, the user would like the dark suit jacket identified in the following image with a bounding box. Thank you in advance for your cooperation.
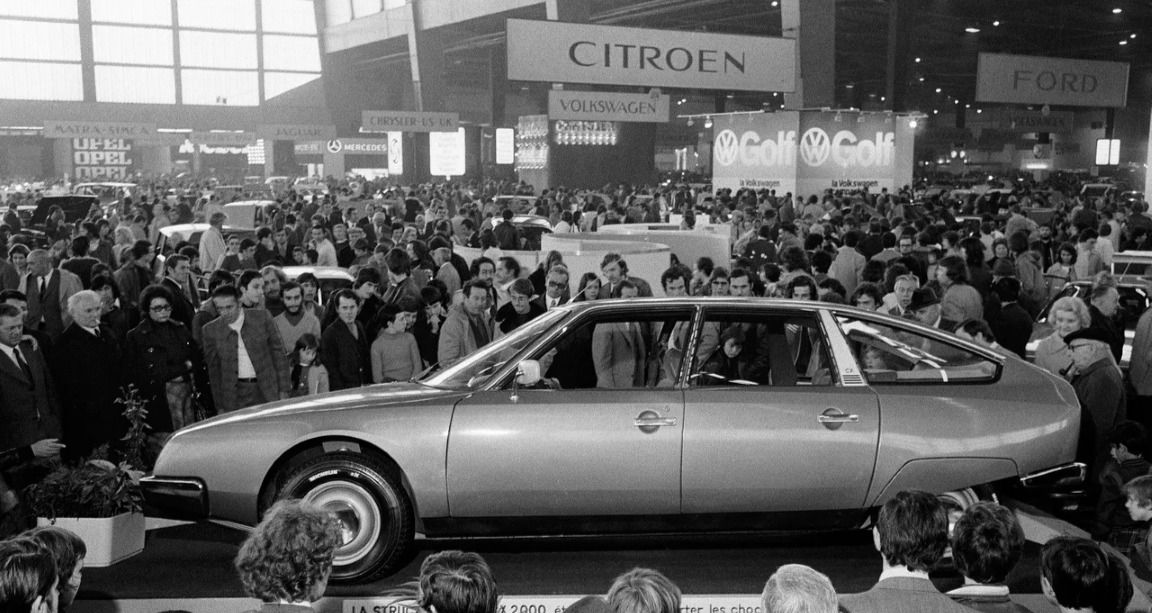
[839,576,974,613]
[161,276,197,329]
[598,275,653,299]
[52,324,124,460]
[320,320,370,391]
[201,309,290,413]
[0,338,61,451]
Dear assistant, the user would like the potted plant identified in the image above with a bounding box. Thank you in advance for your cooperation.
[21,385,150,567]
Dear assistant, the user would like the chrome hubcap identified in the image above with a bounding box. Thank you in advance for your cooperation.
[305,481,383,565]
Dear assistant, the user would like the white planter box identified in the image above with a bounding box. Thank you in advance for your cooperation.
[37,512,145,567]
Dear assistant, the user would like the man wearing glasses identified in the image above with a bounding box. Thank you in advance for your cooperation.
[541,266,570,309]
[1065,327,1127,480]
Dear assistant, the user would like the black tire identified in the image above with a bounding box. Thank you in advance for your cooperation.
[276,452,414,583]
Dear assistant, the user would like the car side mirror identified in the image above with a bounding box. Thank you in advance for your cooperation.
[515,360,541,387]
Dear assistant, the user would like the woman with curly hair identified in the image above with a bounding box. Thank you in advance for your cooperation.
[234,499,343,611]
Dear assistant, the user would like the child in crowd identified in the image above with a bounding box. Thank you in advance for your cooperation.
[290,333,329,397]
[370,303,422,383]
[1124,475,1152,578]
[1096,421,1152,554]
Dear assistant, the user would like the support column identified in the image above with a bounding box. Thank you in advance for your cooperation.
[406,0,447,113]
[781,0,835,109]
[885,0,912,112]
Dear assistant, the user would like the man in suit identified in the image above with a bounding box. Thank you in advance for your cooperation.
[539,265,570,310]
[18,249,82,341]
[592,281,647,388]
[52,291,124,461]
[597,253,653,299]
[0,302,62,462]
[202,284,290,413]
[839,490,973,613]
[0,256,18,291]
[320,289,370,391]
[160,254,198,328]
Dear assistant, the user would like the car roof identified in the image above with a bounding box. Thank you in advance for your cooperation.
[281,266,354,281]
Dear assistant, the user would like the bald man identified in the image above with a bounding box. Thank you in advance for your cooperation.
[17,249,82,340]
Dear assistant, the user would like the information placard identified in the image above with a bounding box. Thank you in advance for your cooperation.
[548,91,670,123]
[429,128,466,177]
[976,53,1129,108]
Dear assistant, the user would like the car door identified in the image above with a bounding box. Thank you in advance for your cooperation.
[446,306,694,517]
[681,306,881,514]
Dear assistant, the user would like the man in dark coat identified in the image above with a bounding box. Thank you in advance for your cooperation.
[320,289,370,391]
[0,303,62,464]
[1088,283,1124,364]
[987,277,1033,360]
[160,254,198,329]
[19,249,82,341]
[492,209,521,250]
[52,290,125,461]
[1066,327,1128,483]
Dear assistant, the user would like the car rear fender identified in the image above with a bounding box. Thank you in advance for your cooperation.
[258,436,424,531]
[866,458,1019,507]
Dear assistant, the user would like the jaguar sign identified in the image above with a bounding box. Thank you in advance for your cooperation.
[712,111,914,195]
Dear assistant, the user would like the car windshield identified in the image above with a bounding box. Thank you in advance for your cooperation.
[422,310,565,389]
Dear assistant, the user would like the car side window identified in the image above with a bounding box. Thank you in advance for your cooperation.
[689,311,834,387]
[511,310,693,390]
[835,314,999,384]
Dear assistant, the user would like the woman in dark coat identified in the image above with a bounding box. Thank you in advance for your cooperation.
[124,285,204,441]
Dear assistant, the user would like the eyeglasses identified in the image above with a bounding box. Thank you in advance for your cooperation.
[150,304,172,312]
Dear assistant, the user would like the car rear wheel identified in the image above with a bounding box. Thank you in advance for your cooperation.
[276,453,414,583]
[938,485,998,511]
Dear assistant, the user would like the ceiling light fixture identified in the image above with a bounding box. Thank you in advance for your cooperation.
[965,27,980,33]
[935,87,942,93]
[703,117,713,128]
[915,57,921,63]
[1131,33,1137,39]
[908,118,918,128]
[992,20,1000,26]
[1113,7,1123,14]
[1120,40,1128,45]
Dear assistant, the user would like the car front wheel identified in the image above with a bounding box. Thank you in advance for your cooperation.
[277,453,414,583]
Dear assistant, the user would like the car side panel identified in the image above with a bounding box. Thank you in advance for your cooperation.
[865,359,1079,505]
[153,394,457,525]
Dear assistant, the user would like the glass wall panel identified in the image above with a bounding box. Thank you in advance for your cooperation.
[93,26,173,65]
[264,71,321,99]
[351,0,382,19]
[95,65,176,103]
[0,61,83,100]
[262,35,320,72]
[177,0,255,31]
[324,0,352,26]
[0,0,77,20]
[181,69,259,106]
[179,31,257,69]
[91,0,171,25]
[262,0,317,34]
[0,20,81,61]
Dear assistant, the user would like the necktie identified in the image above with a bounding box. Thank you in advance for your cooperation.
[795,330,813,373]
[12,346,34,386]
[93,327,102,339]
[38,276,46,301]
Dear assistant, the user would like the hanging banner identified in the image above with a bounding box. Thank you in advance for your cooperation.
[261,124,337,140]
[794,111,914,195]
[361,110,459,133]
[507,19,795,92]
[45,120,156,139]
[711,112,799,194]
[976,53,1129,108]
[71,138,136,180]
[324,138,388,154]
[548,90,670,123]
[387,132,403,175]
[429,128,466,177]
[190,131,258,146]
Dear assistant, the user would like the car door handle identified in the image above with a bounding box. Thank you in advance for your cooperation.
[634,417,678,427]
[817,409,859,424]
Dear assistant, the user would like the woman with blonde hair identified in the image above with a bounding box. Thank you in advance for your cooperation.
[606,568,681,613]
[1034,295,1091,377]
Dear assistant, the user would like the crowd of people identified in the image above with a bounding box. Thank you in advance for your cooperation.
[5,488,1147,613]
[2,171,1152,606]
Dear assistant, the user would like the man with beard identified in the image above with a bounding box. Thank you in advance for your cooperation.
[260,266,287,317]
[273,281,320,356]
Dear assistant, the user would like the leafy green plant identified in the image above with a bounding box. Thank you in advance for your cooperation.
[21,385,149,520]
[23,460,143,520]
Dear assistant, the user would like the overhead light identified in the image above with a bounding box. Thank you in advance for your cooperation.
[954,99,960,104]
[918,76,925,82]
[908,118,918,128]
[703,117,713,128]
[845,83,855,89]
[1120,40,1128,45]
[686,118,694,127]
[771,0,778,5]
[965,103,971,108]
[726,93,734,99]
[834,111,843,122]
[914,57,921,63]
[1131,33,1137,39]
[976,109,983,114]
[880,96,887,102]
[992,20,1001,26]
[1113,7,1123,14]
[965,27,981,33]
[933,109,939,115]
[935,87,942,93]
